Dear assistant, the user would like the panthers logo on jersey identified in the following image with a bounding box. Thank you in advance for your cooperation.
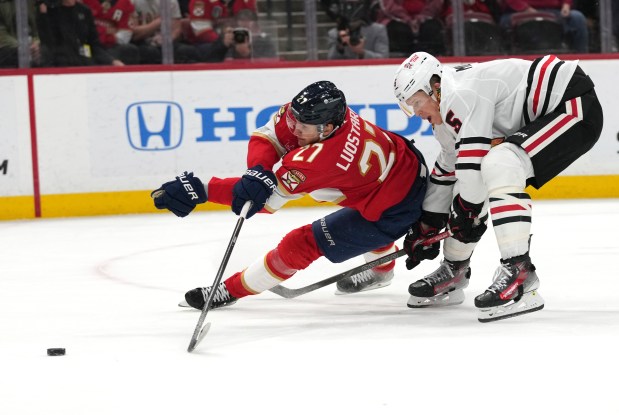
[279,169,306,192]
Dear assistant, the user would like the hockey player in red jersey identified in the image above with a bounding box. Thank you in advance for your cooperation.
[393,52,603,322]
[152,81,428,309]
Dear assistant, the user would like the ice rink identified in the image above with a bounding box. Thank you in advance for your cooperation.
[2,199,618,415]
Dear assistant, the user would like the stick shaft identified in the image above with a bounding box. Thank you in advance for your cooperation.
[269,229,452,299]
[187,202,251,352]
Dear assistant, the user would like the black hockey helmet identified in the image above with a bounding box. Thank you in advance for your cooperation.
[290,81,347,128]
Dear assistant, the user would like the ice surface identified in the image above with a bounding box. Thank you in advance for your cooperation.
[1,200,618,414]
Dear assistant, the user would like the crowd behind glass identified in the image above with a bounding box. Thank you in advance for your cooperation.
[0,0,616,69]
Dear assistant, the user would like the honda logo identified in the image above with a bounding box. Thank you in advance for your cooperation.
[126,101,183,151]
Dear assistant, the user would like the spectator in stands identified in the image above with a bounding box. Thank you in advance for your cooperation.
[234,9,277,59]
[193,20,236,62]
[185,0,266,62]
[82,0,140,64]
[132,0,199,64]
[36,0,123,67]
[191,17,258,62]
[0,0,40,67]
[500,0,589,53]
[327,16,389,59]
[184,0,256,46]
[375,0,445,57]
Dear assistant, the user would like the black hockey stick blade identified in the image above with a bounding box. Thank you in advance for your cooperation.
[187,201,251,353]
[268,229,453,299]
[269,249,407,299]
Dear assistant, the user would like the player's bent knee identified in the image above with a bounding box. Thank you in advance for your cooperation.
[277,224,322,270]
[481,146,527,193]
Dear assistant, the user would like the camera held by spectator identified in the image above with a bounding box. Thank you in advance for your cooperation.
[233,28,251,44]
[337,18,364,48]
[327,14,389,60]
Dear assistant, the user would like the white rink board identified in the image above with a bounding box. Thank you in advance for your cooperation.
[17,59,619,196]
[0,76,33,197]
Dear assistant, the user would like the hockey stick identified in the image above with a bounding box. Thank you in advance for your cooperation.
[268,229,453,299]
[187,201,252,353]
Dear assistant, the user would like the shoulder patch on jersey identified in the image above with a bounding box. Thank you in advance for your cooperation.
[274,104,287,124]
[280,169,306,192]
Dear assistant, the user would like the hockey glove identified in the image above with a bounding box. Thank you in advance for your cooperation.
[232,165,277,219]
[448,194,487,244]
[151,171,207,218]
[404,211,448,270]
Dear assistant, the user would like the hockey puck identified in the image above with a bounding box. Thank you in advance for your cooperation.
[47,348,66,356]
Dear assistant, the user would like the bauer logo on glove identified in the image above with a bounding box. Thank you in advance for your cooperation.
[178,172,203,200]
[243,168,277,191]
[151,171,207,218]
[232,165,277,219]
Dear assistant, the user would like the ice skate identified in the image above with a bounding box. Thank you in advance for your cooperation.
[335,268,394,295]
[474,254,544,322]
[179,282,238,310]
[407,259,470,308]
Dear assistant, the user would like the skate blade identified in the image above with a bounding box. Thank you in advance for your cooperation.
[334,280,392,295]
[407,289,465,308]
[478,291,545,323]
[178,300,191,308]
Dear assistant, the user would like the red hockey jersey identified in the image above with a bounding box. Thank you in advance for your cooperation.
[248,104,422,221]
[82,0,135,47]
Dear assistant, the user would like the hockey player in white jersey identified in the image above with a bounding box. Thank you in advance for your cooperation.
[393,52,603,322]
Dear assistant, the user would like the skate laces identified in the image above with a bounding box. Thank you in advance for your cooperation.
[488,265,515,293]
[423,260,456,285]
[351,269,375,285]
[202,284,232,303]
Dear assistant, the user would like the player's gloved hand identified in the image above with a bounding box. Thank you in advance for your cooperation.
[232,165,277,219]
[151,171,207,218]
[403,212,448,270]
[448,194,487,243]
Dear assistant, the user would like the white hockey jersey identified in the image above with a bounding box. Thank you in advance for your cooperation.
[424,55,579,212]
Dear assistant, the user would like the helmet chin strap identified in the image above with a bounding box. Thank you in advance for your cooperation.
[318,124,340,141]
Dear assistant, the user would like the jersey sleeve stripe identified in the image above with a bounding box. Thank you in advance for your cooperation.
[430,176,456,186]
[459,149,489,158]
[460,137,492,145]
[455,162,481,171]
[433,162,453,176]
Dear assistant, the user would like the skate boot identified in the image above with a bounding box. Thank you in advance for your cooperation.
[474,253,544,322]
[335,268,394,295]
[407,259,471,308]
[180,282,238,310]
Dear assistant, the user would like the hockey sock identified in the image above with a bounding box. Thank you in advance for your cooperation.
[363,243,397,272]
[225,224,322,298]
[489,190,532,259]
